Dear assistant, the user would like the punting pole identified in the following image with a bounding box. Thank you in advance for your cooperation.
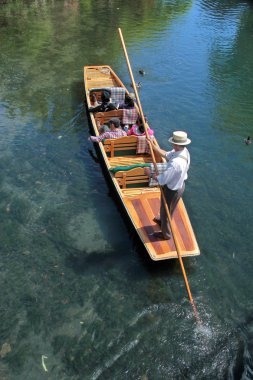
[118,28,200,324]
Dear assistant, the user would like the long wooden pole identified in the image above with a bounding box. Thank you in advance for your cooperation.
[118,28,200,323]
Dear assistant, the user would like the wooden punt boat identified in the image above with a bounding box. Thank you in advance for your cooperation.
[84,65,200,261]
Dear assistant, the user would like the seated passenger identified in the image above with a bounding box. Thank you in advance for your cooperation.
[89,118,127,143]
[96,120,110,135]
[89,90,117,113]
[127,117,154,137]
[118,93,135,109]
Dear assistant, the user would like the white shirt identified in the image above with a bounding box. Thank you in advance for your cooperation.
[157,147,190,190]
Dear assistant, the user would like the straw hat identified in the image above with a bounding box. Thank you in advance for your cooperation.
[128,92,136,100]
[168,131,191,145]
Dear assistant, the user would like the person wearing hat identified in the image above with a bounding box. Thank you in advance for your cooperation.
[146,131,191,240]
[89,90,117,113]
[89,117,126,143]
[118,93,136,109]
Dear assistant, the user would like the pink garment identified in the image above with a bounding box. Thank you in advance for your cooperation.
[127,125,154,136]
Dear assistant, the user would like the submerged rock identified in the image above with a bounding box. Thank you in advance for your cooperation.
[0,342,11,358]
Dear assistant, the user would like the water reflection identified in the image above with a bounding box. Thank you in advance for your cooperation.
[0,0,193,123]
[196,0,253,139]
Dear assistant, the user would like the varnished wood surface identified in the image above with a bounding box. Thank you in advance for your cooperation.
[108,156,153,167]
[123,193,199,260]
[84,65,200,260]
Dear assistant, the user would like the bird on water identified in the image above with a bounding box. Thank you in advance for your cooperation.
[131,81,141,89]
[244,136,251,145]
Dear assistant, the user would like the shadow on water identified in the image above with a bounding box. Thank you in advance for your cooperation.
[87,148,99,163]
[65,247,125,275]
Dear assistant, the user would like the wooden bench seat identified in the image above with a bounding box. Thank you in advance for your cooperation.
[104,135,162,165]
[114,167,150,189]
[95,110,124,125]
[87,79,117,90]
[108,155,153,168]
[89,88,110,103]
[89,86,126,105]
[104,135,138,157]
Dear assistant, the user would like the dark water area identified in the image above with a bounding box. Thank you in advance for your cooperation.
[1,0,253,378]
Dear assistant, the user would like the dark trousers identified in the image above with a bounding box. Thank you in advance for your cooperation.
[160,183,185,239]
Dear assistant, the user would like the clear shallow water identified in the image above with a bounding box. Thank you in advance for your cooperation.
[1,0,253,378]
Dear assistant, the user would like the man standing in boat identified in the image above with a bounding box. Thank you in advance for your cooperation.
[146,131,191,240]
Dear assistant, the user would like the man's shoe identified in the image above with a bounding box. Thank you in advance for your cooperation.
[153,217,161,226]
[152,232,171,240]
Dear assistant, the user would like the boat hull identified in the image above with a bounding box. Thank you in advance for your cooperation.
[84,65,200,260]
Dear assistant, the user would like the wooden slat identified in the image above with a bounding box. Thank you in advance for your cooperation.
[86,72,111,78]
[104,136,138,158]
[115,167,149,189]
[87,79,116,88]
[122,187,160,196]
[95,110,124,126]
[109,156,153,167]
